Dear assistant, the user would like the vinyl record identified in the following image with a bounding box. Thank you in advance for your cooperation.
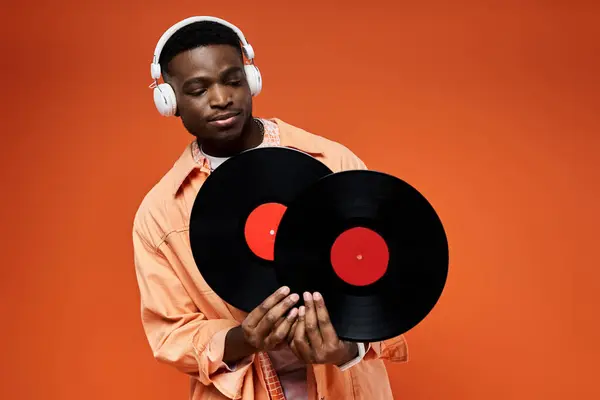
[273,170,449,342]
[189,146,333,312]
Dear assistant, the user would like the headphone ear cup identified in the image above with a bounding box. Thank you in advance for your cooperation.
[244,65,262,96]
[153,83,177,117]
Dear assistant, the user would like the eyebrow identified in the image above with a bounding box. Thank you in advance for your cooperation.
[182,66,244,90]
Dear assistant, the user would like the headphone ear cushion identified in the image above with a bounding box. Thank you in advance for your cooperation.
[244,65,262,96]
[153,83,177,117]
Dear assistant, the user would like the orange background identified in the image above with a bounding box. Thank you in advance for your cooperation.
[1,1,598,399]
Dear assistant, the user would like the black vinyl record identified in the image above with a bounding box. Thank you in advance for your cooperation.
[273,170,449,342]
[189,146,333,312]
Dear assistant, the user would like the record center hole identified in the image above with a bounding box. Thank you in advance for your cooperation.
[244,202,288,262]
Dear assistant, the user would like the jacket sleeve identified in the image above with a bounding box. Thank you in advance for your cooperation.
[132,217,254,399]
[363,335,409,363]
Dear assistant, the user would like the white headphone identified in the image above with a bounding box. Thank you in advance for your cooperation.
[149,16,263,117]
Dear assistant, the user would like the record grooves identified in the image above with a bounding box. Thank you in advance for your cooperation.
[273,170,449,342]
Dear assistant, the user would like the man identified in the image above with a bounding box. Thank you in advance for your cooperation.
[133,17,408,400]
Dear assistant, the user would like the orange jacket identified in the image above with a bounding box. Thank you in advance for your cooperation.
[132,118,408,399]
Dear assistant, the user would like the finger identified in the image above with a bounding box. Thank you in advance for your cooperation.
[289,341,301,360]
[265,307,298,348]
[289,338,303,361]
[289,341,306,363]
[255,293,300,337]
[245,286,290,329]
[274,305,299,329]
[273,314,287,330]
[293,306,306,343]
[313,292,338,344]
[303,292,323,348]
[287,320,298,344]
[274,319,284,329]
[293,306,313,363]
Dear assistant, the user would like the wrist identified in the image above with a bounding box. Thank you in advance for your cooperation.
[340,342,359,365]
[223,325,258,364]
[234,325,259,353]
[337,342,366,371]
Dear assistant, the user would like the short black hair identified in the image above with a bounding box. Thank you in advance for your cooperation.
[159,21,243,76]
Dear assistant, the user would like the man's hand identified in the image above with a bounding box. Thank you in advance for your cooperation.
[289,292,358,366]
[242,286,300,351]
[223,286,299,364]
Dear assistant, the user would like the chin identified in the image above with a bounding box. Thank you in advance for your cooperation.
[212,125,245,142]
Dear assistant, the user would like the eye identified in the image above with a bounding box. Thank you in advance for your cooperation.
[189,89,206,96]
[227,79,242,86]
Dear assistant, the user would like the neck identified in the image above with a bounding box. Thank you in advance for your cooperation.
[200,118,263,158]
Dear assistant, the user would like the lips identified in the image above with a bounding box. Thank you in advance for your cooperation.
[209,111,240,122]
[208,112,242,129]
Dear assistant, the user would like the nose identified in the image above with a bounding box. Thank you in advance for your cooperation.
[209,84,233,109]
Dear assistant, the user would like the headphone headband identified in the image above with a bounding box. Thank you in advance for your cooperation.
[150,16,255,80]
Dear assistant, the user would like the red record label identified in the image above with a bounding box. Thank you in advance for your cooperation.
[330,226,389,286]
[244,202,288,261]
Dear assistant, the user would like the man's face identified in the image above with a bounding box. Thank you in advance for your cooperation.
[165,44,253,143]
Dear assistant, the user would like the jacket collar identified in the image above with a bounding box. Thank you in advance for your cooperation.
[170,118,324,197]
